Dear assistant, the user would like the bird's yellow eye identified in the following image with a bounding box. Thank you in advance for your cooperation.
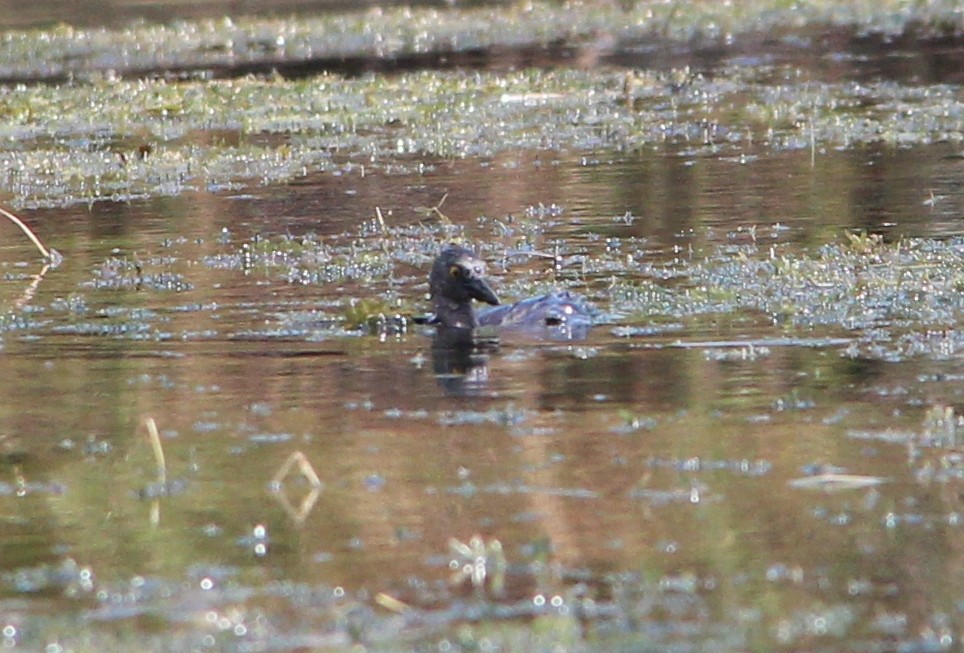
[449,265,462,278]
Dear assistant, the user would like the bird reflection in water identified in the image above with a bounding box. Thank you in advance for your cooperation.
[426,244,594,394]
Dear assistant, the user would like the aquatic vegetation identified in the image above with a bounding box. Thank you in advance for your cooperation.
[920,404,959,447]
[0,2,960,208]
[1,558,92,594]
[70,201,945,361]
[87,255,192,291]
[605,233,964,340]
[438,405,528,427]
[448,535,507,594]
[0,310,48,333]
[611,410,658,434]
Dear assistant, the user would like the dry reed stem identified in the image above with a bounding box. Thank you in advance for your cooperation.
[0,206,63,264]
[143,417,167,486]
[375,593,412,614]
[414,192,451,223]
[269,451,323,523]
[271,451,322,489]
[12,263,51,311]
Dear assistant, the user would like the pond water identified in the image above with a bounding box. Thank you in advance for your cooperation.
[1,141,961,650]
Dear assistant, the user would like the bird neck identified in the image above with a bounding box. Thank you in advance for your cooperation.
[434,297,478,329]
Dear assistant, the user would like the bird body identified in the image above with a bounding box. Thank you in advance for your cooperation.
[429,245,593,340]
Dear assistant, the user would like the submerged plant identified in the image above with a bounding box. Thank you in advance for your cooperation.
[449,535,507,596]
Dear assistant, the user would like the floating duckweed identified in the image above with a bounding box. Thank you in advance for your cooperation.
[87,256,192,291]
[437,406,528,427]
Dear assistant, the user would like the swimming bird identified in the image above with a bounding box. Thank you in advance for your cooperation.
[429,245,593,339]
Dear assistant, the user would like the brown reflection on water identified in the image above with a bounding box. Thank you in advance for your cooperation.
[1,144,961,648]
[2,331,958,623]
[12,142,957,268]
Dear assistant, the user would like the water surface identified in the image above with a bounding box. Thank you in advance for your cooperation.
[1,144,961,651]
